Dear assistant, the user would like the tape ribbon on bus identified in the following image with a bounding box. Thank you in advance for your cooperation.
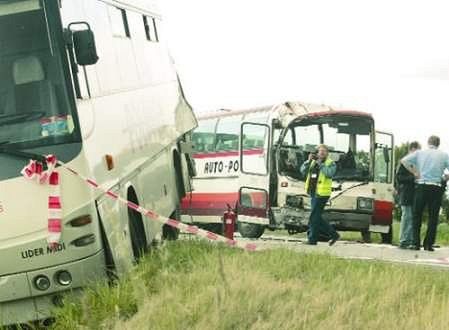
[21,155,62,249]
[21,155,257,252]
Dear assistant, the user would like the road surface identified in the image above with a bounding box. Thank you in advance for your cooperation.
[234,233,449,269]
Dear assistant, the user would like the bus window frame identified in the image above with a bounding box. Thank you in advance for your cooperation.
[192,118,219,154]
[46,0,82,144]
[2,1,83,151]
[215,114,242,153]
[240,121,271,176]
[276,115,376,181]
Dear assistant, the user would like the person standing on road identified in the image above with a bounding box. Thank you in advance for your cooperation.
[301,144,340,246]
[402,136,449,251]
[395,141,421,249]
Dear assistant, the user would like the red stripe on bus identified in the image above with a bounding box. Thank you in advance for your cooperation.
[181,192,267,216]
[181,192,239,214]
[181,208,228,216]
[193,149,264,159]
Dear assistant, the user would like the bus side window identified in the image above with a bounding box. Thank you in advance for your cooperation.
[108,7,131,38]
[143,16,159,42]
[215,115,242,152]
[192,119,217,154]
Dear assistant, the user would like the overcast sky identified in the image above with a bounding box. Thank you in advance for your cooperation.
[160,0,449,149]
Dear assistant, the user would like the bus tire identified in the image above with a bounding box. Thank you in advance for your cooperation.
[127,189,148,262]
[98,212,118,281]
[381,225,393,244]
[163,207,180,241]
[238,222,265,239]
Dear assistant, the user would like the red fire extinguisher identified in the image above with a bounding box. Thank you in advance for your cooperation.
[223,203,236,240]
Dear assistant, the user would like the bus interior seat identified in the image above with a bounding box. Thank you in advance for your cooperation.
[338,149,356,170]
[12,56,58,116]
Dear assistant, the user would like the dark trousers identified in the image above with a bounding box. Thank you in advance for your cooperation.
[308,195,337,243]
[413,184,443,248]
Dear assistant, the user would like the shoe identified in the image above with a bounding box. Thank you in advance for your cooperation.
[329,233,340,246]
[398,245,408,250]
[412,245,420,250]
[424,246,435,252]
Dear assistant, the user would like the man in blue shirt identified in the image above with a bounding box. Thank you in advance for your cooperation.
[402,136,449,251]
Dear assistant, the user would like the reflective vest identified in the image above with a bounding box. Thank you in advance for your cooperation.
[305,158,334,197]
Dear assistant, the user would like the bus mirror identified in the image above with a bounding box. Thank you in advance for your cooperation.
[73,29,99,66]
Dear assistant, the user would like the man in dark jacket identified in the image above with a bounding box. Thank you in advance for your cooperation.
[395,141,420,249]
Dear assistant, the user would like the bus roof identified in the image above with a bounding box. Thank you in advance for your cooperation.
[102,0,160,17]
[197,102,373,125]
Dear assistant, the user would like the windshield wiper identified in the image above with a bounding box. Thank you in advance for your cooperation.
[0,141,46,163]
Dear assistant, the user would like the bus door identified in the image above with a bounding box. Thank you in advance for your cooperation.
[237,122,271,228]
[372,131,395,233]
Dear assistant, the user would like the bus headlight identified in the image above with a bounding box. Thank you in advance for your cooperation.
[71,234,96,247]
[286,195,304,209]
[34,275,51,291]
[55,270,72,286]
[357,197,374,211]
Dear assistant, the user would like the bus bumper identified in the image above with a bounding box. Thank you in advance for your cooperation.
[324,212,372,231]
[0,249,105,326]
[273,207,378,232]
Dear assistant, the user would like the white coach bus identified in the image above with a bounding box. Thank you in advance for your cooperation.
[182,102,394,243]
[0,0,196,326]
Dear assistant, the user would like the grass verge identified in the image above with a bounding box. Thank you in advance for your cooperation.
[52,240,449,329]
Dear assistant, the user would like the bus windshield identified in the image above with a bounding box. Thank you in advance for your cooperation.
[279,115,373,182]
[0,1,76,147]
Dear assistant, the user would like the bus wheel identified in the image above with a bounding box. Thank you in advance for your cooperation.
[361,229,372,243]
[381,225,393,244]
[238,222,265,239]
[163,207,180,241]
[127,190,148,262]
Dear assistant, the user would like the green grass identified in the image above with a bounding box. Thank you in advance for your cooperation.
[51,240,449,329]
[271,221,449,246]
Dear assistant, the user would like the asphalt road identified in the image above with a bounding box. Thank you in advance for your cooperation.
[235,234,449,269]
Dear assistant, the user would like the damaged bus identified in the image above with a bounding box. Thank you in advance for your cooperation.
[0,0,196,326]
[182,102,394,243]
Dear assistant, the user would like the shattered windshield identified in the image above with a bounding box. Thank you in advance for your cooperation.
[0,0,76,147]
[278,115,373,181]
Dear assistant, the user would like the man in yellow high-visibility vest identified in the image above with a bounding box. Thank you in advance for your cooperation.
[301,144,340,245]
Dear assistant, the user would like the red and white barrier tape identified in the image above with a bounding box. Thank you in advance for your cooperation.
[22,155,257,252]
[21,155,62,249]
